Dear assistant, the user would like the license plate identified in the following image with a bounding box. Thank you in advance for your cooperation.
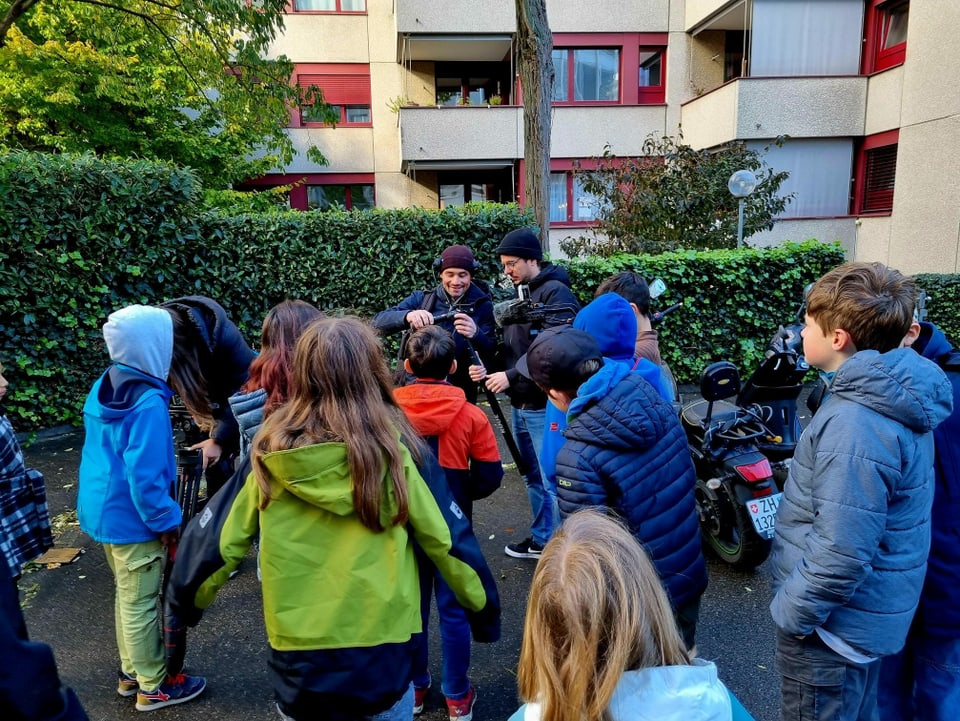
[746,493,782,539]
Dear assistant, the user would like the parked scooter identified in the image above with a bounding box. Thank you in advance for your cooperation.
[680,297,809,570]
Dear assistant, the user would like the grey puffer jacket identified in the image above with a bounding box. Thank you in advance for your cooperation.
[770,348,953,657]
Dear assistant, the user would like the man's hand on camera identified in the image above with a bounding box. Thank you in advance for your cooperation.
[405,310,434,329]
[485,372,510,394]
[189,438,222,470]
[453,313,477,339]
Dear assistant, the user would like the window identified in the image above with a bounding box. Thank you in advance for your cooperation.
[638,47,665,104]
[864,0,908,73]
[307,184,374,211]
[292,0,366,12]
[854,131,898,215]
[549,172,602,224]
[552,48,619,103]
[296,65,371,127]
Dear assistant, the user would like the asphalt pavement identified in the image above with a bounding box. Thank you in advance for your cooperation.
[20,415,782,721]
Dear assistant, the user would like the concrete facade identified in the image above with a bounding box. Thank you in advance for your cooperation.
[254,1,955,274]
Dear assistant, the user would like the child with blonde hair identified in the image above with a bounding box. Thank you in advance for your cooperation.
[512,509,752,721]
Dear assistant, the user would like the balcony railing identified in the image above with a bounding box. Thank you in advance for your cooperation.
[681,76,867,149]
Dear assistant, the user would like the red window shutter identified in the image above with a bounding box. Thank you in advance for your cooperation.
[862,144,897,213]
[298,74,370,105]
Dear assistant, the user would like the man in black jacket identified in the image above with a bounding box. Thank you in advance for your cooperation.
[477,228,579,559]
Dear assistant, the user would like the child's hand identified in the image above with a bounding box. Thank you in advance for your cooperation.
[189,438,222,469]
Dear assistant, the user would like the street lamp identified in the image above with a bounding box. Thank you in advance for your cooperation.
[728,169,758,248]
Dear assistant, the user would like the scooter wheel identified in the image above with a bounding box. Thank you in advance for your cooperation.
[695,480,771,571]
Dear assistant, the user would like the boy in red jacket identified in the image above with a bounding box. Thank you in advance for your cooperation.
[394,325,503,721]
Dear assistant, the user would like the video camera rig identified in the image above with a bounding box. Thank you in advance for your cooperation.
[492,298,579,328]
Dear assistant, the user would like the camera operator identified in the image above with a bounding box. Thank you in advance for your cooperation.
[470,228,579,559]
[372,245,495,404]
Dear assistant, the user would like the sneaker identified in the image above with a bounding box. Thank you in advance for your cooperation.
[117,671,139,698]
[135,673,206,712]
[413,677,430,715]
[504,537,544,559]
[446,686,477,721]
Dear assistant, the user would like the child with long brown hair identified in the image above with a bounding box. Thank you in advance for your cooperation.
[512,509,752,721]
[166,316,500,721]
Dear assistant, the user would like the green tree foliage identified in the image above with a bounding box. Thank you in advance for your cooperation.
[562,133,795,256]
[0,0,334,187]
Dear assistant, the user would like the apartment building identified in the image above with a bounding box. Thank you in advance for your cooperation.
[245,0,958,275]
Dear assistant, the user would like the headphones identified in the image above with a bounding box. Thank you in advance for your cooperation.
[432,256,482,273]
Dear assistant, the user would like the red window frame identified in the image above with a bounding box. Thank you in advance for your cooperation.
[547,159,604,227]
[286,0,366,13]
[293,64,372,127]
[853,130,898,215]
[238,173,375,211]
[862,0,908,74]
[638,46,666,104]
[547,33,668,107]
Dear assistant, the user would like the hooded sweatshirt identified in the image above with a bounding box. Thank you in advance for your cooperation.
[394,381,503,511]
[509,659,754,721]
[540,294,671,502]
[502,263,580,406]
[78,305,180,543]
[770,347,953,656]
[165,437,500,718]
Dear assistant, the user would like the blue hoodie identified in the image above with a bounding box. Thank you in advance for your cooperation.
[78,306,181,544]
[540,294,670,492]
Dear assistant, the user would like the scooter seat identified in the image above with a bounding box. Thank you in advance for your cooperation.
[681,399,740,428]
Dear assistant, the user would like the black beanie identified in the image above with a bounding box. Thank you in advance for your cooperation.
[496,228,543,261]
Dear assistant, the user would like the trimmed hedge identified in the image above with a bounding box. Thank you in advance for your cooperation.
[563,241,848,384]
[2,153,957,430]
[0,152,531,430]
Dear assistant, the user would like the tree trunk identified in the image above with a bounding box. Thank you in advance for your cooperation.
[515,0,553,253]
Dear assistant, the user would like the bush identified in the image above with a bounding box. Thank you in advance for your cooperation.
[915,273,960,346]
[562,241,848,383]
[0,152,532,430]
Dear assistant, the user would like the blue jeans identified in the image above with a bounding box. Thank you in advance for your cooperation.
[775,629,880,721]
[878,631,960,721]
[412,566,471,700]
[511,406,554,546]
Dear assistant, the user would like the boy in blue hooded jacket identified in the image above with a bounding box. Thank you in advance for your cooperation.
[78,305,206,711]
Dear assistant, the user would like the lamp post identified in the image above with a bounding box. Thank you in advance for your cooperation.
[728,169,758,248]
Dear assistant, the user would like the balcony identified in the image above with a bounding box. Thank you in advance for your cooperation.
[681,76,867,150]
[396,0,515,35]
[400,105,522,168]
[686,0,747,34]
[552,105,668,157]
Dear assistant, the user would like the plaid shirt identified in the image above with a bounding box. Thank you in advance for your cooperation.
[0,413,53,577]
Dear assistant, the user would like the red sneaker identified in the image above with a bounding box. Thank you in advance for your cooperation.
[413,681,430,716]
[446,686,476,721]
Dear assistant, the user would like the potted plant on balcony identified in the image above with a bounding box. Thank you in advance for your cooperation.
[457,95,471,106]
[488,94,503,105]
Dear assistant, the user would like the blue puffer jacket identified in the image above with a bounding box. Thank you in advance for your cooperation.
[911,322,960,636]
[770,347,953,656]
[555,360,707,610]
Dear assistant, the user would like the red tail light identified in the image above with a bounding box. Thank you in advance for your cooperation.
[735,458,773,482]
